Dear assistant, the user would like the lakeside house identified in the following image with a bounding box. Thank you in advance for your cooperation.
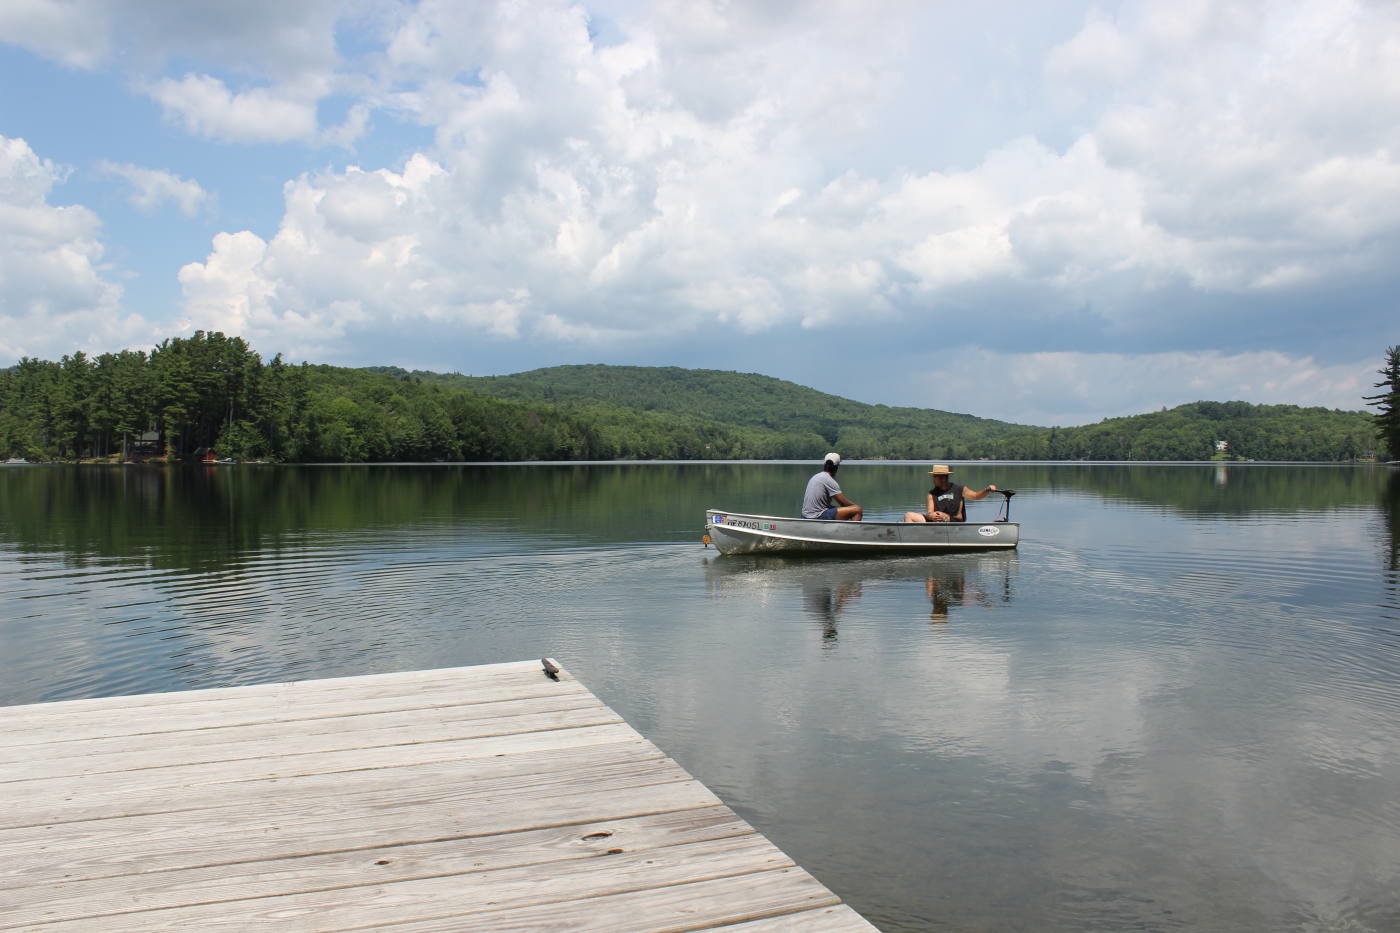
[126,431,162,461]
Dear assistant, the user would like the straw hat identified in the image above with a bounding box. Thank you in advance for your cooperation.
[928,464,954,476]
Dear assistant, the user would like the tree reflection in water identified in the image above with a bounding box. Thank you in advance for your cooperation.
[1382,471,1400,635]
[1385,470,1400,574]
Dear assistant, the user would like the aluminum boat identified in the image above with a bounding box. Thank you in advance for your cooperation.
[704,509,1019,555]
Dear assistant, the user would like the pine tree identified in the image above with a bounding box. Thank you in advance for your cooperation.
[1364,345,1400,460]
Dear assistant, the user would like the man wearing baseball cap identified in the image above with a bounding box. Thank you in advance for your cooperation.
[801,452,862,520]
[903,464,998,523]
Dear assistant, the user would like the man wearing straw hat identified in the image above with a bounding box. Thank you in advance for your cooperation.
[904,464,998,523]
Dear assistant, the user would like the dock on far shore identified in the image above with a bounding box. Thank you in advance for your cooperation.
[0,659,877,931]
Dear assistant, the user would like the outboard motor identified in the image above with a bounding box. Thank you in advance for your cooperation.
[995,489,1016,523]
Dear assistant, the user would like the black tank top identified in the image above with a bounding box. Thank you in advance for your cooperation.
[930,483,965,522]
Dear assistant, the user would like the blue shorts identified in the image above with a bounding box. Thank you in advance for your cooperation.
[815,507,838,520]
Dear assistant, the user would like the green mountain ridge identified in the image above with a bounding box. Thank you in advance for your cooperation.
[0,333,1385,462]
[365,362,1381,462]
[364,363,1032,458]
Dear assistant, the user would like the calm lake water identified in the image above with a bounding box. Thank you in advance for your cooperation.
[2,462,1398,931]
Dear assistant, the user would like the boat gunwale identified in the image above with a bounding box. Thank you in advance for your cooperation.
[705,509,1019,531]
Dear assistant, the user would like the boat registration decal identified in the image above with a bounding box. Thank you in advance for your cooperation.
[712,515,777,531]
[977,525,1000,537]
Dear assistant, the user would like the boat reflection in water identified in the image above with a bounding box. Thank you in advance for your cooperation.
[924,564,1000,623]
[802,579,862,643]
[702,550,1019,641]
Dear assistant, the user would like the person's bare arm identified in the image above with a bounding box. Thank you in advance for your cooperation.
[834,492,857,507]
[964,484,999,501]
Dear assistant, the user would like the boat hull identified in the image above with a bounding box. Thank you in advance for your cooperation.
[705,510,1019,555]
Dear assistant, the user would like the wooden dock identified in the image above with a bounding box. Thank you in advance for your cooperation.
[0,660,877,931]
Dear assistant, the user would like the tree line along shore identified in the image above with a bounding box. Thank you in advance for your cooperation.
[0,332,1390,464]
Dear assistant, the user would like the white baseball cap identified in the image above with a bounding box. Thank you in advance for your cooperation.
[824,452,841,467]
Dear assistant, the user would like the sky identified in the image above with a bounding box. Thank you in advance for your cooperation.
[1,0,1397,426]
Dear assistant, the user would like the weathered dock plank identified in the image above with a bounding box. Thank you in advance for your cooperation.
[6,740,667,830]
[0,690,608,767]
[0,660,877,931]
[0,702,626,780]
[5,722,647,805]
[0,664,584,746]
[0,808,752,927]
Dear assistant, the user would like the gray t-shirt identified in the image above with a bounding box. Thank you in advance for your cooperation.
[801,471,842,518]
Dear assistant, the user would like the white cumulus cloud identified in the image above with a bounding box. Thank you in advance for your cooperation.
[170,1,1400,367]
[0,0,110,69]
[2,0,348,144]
[148,73,324,144]
[0,0,343,74]
[0,136,150,360]
[98,162,210,217]
[915,349,1377,426]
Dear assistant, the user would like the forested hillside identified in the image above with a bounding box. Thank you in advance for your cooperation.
[992,401,1380,461]
[0,333,1384,462]
[383,363,1032,459]
[0,334,775,463]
